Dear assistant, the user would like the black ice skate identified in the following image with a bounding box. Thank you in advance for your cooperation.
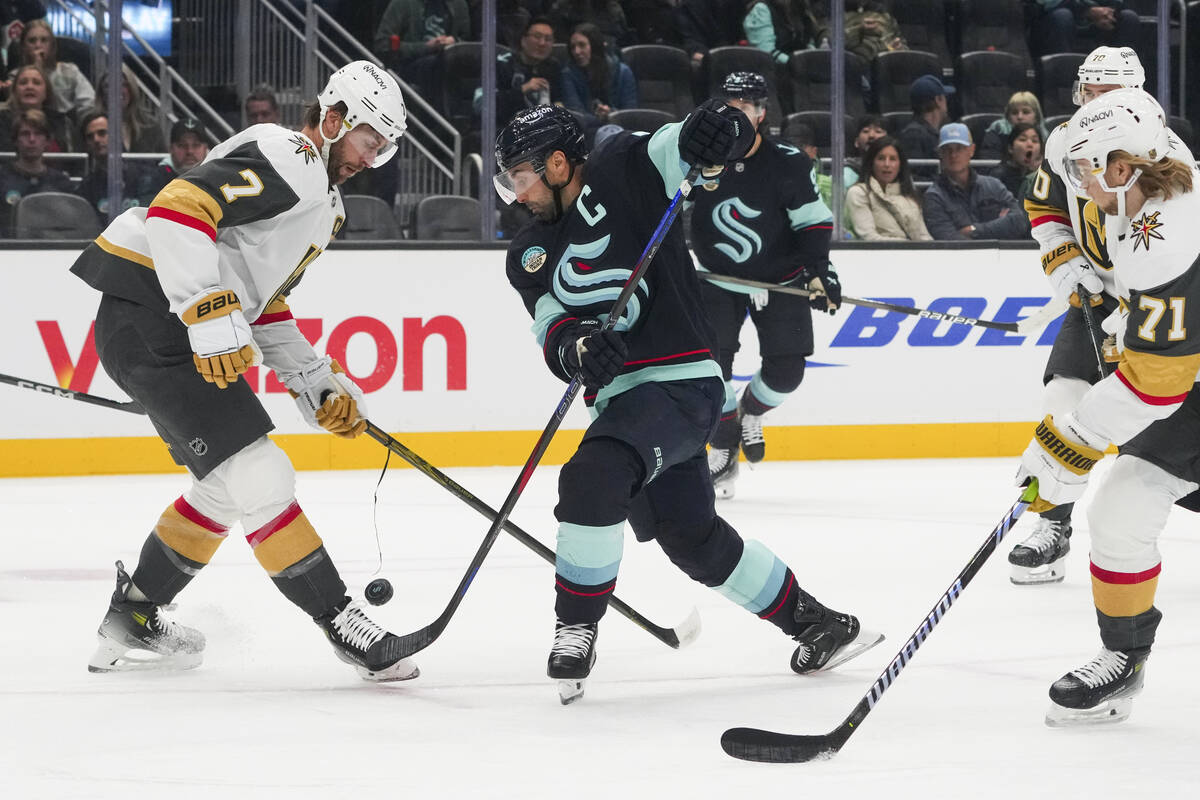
[1046,647,1150,727]
[708,445,739,500]
[739,408,765,464]
[1008,517,1071,585]
[547,620,598,705]
[790,592,883,674]
[88,561,205,673]
[316,598,419,682]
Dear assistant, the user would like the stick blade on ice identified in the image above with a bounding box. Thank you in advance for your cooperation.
[720,726,848,763]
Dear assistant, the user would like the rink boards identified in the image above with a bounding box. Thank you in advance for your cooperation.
[0,243,1058,477]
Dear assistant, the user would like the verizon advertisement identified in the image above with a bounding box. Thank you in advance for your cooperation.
[1,246,1057,442]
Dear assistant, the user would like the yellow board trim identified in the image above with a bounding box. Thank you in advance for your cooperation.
[0,422,1076,478]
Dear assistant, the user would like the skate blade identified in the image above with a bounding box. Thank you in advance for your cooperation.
[88,637,202,673]
[358,657,420,682]
[1045,697,1133,727]
[1010,556,1067,585]
[816,628,886,673]
[557,678,587,705]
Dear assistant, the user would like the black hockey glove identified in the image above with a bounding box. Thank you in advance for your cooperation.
[678,99,756,169]
[547,318,629,388]
[799,265,842,315]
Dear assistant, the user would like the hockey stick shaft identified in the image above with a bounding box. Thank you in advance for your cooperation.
[375,165,704,662]
[362,422,698,648]
[1076,285,1110,382]
[721,480,1040,763]
[697,272,1067,335]
[0,372,145,415]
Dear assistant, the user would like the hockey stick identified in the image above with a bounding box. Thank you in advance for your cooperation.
[1076,285,1110,381]
[362,421,701,648]
[0,372,145,415]
[372,165,705,663]
[698,272,1068,335]
[720,480,1041,763]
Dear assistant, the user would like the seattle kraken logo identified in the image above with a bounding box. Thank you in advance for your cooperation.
[552,234,642,330]
[711,198,762,263]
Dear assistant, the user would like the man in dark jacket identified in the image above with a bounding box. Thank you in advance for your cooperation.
[899,74,953,167]
[922,123,1029,241]
[477,17,564,127]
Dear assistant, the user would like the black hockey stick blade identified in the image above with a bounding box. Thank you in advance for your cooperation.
[720,482,1040,763]
[0,372,145,414]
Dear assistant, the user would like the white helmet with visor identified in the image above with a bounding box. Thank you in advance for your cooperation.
[1072,46,1145,106]
[317,61,407,167]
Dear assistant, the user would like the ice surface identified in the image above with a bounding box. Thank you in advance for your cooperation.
[2,457,1197,798]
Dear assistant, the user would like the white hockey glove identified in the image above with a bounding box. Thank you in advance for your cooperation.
[749,289,769,311]
[1044,250,1103,308]
[180,287,261,389]
[1101,308,1127,362]
[1015,414,1105,513]
[280,357,368,439]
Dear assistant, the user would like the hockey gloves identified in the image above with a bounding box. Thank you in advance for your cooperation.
[678,99,755,170]
[799,265,842,315]
[1042,244,1103,308]
[547,317,628,389]
[280,356,368,439]
[1016,414,1105,513]
[181,287,262,389]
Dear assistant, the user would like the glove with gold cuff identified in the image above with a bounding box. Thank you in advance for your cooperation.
[180,287,261,389]
[1015,414,1106,513]
[280,356,368,439]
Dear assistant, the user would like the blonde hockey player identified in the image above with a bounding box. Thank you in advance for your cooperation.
[1016,88,1200,725]
[1014,46,1192,584]
[73,62,419,681]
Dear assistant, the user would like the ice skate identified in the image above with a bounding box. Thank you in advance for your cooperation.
[1045,647,1149,727]
[88,561,205,673]
[1008,517,1071,585]
[547,620,598,705]
[709,445,739,500]
[316,598,419,682]
[739,409,765,464]
[790,592,883,674]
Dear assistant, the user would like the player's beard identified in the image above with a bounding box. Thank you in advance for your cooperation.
[327,137,362,185]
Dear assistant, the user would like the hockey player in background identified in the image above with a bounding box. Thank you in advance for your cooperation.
[72,62,420,682]
[1017,88,1200,725]
[1014,46,1192,584]
[689,71,838,500]
[494,103,881,704]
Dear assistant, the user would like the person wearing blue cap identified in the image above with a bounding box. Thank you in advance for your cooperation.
[898,73,954,165]
[922,122,1030,241]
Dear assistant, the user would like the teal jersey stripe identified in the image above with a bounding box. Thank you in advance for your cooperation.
[714,539,788,614]
[694,263,760,297]
[592,359,724,416]
[787,197,834,231]
[532,292,570,346]
[556,521,625,585]
[749,371,792,407]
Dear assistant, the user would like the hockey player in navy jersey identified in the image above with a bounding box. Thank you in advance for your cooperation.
[494,103,881,704]
[73,62,419,682]
[689,72,838,499]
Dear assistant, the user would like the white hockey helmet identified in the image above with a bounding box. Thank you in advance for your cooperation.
[317,60,407,166]
[1072,46,1145,106]
[1063,88,1169,208]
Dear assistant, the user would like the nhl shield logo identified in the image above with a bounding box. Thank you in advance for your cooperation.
[522,246,548,273]
[188,437,208,456]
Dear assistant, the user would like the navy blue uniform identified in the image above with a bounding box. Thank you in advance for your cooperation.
[505,125,810,633]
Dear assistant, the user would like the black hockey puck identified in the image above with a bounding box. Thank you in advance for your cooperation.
[365,577,394,606]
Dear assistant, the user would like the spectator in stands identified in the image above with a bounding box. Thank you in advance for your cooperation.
[549,0,633,48]
[979,91,1048,160]
[244,85,281,126]
[374,0,469,99]
[92,65,167,153]
[922,122,1029,241]
[561,22,636,133]
[145,118,209,197]
[478,17,564,126]
[0,64,73,151]
[675,0,743,66]
[0,1,45,85]
[899,74,953,163]
[844,135,930,241]
[12,20,94,120]
[0,108,72,235]
[73,109,159,220]
[1029,1,1140,57]
[843,0,906,64]
[989,122,1043,198]
[848,113,887,176]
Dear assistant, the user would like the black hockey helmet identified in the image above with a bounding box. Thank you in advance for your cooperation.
[722,71,768,103]
[494,105,587,208]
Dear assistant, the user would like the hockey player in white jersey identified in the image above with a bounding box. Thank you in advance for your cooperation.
[1016,88,1200,725]
[72,61,419,681]
[1014,46,1193,584]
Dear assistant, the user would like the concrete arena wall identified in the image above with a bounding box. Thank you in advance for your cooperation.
[0,243,1057,477]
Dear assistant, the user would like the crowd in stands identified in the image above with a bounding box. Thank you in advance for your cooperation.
[1,0,1197,240]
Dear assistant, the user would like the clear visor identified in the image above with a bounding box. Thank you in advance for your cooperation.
[344,124,399,167]
[1063,156,1102,193]
[493,162,545,205]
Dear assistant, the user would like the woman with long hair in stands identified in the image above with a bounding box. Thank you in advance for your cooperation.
[560,22,637,126]
[844,134,931,241]
[15,19,95,121]
[0,64,75,152]
[92,63,167,153]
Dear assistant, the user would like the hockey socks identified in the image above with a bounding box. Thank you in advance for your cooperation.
[246,502,347,618]
[130,497,229,604]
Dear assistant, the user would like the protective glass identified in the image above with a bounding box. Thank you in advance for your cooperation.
[493,162,544,205]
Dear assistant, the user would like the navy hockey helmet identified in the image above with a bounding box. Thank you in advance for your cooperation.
[494,105,587,205]
[722,71,768,103]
